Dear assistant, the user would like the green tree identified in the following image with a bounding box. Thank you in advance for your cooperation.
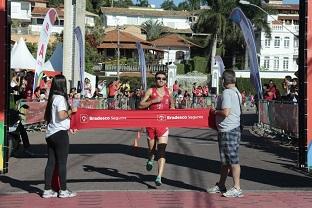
[194,0,270,70]
[136,0,149,7]
[86,0,94,13]
[85,41,103,73]
[48,0,63,7]
[141,20,164,41]
[177,1,190,11]
[85,17,105,73]
[161,0,177,10]
[114,0,134,7]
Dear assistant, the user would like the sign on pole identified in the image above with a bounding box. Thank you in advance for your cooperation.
[33,8,58,92]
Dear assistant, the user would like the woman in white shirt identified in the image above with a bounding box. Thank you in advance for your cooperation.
[42,75,77,198]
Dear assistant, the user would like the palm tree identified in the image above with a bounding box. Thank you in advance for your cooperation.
[194,0,237,70]
[141,20,165,41]
[161,0,177,10]
[194,0,271,70]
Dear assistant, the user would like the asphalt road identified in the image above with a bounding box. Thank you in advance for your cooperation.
[1,113,312,194]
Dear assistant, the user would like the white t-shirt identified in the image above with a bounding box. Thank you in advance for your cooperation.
[46,95,70,138]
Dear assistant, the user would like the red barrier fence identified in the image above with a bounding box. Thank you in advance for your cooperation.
[70,108,216,130]
[19,100,47,125]
[258,100,298,138]
[20,98,214,127]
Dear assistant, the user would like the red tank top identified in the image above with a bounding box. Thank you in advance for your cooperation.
[149,87,170,110]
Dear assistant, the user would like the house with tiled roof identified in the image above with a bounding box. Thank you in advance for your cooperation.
[97,29,163,59]
[10,0,98,35]
[151,34,202,65]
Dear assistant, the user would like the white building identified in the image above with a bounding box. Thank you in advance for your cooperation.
[100,7,192,30]
[10,0,32,23]
[257,3,299,73]
[10,0,98,35]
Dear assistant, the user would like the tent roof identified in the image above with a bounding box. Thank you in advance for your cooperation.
[43,43,63,72]
[11,37,36,70]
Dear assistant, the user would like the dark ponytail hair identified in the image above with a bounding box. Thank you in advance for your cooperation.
[44,74,70,123]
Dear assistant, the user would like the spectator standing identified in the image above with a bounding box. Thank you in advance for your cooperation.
[264,80,277,101]
[173,80,179,98]
[241,90,246,107]
[207,69,243,198]
[84,78,92,98]
[42,74,77,198]
[97,80,107,98]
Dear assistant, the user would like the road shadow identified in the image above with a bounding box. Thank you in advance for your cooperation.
[27,142,312,188]
[0,176,42,194]
[83,165,156,189]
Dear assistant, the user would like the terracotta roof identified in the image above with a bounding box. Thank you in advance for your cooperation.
[120,72,155,78]
[100,7,190,18]
[272,20,282,24]
[97,30,163,51]
[97,43,163,51]
[101,29,150,44]
[151,34,202,48]
[278,15,299,21]
[270,4,299,11]
[28,0,48,3]
[32,7,64,17]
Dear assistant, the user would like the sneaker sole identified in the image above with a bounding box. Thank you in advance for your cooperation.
[222,194,244,198]
[58,195,77,198]
[155,181,162,186]
[42,195,58,199]
[146,163,153,171]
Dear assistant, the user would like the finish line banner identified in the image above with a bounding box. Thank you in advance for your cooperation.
[70,108,216,130]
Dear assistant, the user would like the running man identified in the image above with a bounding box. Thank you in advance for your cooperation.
[139,71,175,186]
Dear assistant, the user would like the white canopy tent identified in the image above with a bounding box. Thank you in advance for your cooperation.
[10,37,36,70]
[10,38,96,94]
[44,43,96,95]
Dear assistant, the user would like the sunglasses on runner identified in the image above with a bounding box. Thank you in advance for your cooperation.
[156,77,166,81]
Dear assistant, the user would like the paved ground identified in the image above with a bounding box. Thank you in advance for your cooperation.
[1,113,312,207]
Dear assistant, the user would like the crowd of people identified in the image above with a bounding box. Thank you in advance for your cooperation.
[262,76,299,102]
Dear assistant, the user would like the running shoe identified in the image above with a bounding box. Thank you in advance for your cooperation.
[206,183,227,193]
[146,159,154,171]
[155,176,162,186]
[222,187,244,198]
[58,190,77,198]
[42,189,58,198]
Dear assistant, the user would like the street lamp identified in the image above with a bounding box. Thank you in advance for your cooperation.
[239,0,299,38]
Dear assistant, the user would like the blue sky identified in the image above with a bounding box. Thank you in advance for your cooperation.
[140,0,299,8]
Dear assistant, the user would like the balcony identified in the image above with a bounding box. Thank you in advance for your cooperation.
[99,64,168,73]
[271,24,299,36]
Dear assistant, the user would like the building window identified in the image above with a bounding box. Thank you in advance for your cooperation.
[274,36,280,48]
[284,37,290,48]
[176,51,185,61]
[274,57,279,70]
[37,18,44,24]
[283,57,289,70]
[265,37,270,48]
[21,2,29,10]
[264,56,270,69]
[294,38,299,48]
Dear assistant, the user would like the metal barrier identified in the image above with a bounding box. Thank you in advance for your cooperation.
[258,100,298,138]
